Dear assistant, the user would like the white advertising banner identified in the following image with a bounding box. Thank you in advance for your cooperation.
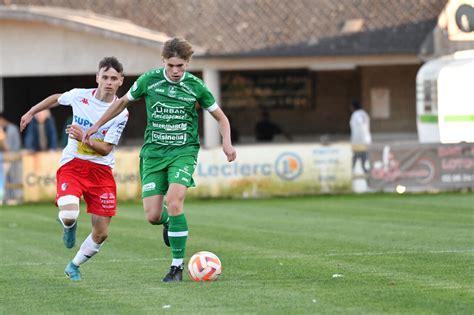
[190,143,352,198]
[22,150,140,203]
[21,143,352,202]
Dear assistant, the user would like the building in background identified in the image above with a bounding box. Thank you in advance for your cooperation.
[1,0,473,146]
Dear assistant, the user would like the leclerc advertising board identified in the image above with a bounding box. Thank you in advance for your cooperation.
[188,144,352,198]
[21,144,352,202]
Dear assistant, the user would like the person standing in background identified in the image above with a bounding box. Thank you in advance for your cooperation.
[0,113,21,153]
[350,100,372,173]
[24,109,58,152]
[255,110,292,142]
[0,113,22,203]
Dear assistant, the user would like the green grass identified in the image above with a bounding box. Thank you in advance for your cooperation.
[1,193,473,314]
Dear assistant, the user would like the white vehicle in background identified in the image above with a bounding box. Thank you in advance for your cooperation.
[416,50,474,143]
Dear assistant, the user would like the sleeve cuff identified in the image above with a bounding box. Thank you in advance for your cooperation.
[205,102,219,112]
[126,91,135,101]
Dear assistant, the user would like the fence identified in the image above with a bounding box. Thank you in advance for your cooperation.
[1,142,473,204]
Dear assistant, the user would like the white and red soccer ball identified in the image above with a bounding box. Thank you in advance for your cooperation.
[188,251,222,282]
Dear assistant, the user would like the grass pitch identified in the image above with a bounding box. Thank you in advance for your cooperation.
[1,193,473,314]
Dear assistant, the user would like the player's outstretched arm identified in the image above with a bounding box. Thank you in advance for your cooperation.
[210,107,236,162]
[83,95,130,143]
[20,94,61,132]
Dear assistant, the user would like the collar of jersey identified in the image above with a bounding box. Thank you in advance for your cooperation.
[163,69,186,84]
[92,89,117,105]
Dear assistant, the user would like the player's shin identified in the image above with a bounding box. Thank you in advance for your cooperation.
[168,213,188,266]
[72,233,102,266]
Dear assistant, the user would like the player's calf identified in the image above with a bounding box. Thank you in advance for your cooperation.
[57,195,80,248]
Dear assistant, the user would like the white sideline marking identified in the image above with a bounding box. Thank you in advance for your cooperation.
[0,257,168,267]
[1,249,473,267]
[323,249,474,257]
[262,249,474,259]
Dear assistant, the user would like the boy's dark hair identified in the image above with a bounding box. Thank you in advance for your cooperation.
[161,37,194,60]
[98,57,123,74]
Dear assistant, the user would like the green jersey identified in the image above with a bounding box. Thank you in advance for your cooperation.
[127,68,217,158]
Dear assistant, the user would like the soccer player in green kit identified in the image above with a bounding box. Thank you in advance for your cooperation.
[83,37,237,282]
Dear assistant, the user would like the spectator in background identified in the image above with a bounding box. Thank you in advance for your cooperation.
[24,109,58,152]
[0,113,21,152]
[255,110,292,142]
[0,113,22,202]
[350,100,372,173]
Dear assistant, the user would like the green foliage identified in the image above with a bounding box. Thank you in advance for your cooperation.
[0,193,473,314]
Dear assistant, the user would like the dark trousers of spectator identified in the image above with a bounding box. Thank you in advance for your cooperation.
[352,151,369,173]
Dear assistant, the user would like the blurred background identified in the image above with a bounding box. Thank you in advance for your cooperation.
[1,0,473,204]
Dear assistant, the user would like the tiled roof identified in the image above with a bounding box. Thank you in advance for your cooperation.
[0,5,172,49]
[6,0,448,56]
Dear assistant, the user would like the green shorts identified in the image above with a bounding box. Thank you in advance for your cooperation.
[139,155,197,198]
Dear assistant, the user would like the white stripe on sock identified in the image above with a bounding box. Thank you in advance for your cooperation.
[168,231,188,237]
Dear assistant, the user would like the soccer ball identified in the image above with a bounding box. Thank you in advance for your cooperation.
[188,251,222,282]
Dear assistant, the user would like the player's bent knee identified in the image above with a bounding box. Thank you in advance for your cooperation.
[58,195,80,209]
[144,208,163,224]
[165,200,183,215]
[146,215,161,225]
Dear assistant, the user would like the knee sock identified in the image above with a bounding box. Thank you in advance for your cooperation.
[168,213,188,267]
[72,233,102,266]
[157,205,169,225]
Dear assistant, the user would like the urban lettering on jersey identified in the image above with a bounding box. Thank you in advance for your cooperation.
[156,107,186,115]
[152,106,187,121]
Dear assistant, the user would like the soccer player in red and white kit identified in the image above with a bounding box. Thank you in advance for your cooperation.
[20,57,128,281]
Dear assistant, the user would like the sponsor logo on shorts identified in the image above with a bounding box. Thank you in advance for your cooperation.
[142,182,156,192]
[99,193,115,209]
[100,193,115,199]
[61,183,68,191]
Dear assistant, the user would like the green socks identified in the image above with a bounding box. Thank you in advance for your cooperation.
[168,213,188,259]
[157,205,169,225]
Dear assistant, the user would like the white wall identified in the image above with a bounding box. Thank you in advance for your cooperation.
[0,20,163,76]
